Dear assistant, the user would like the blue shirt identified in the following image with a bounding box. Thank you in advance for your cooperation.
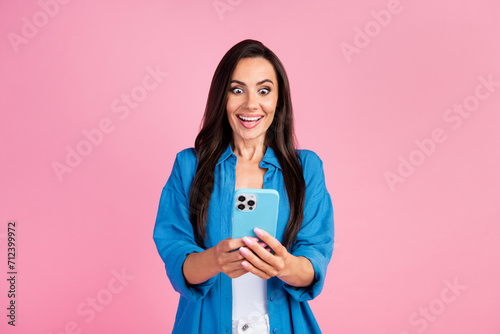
[153,145,334,333]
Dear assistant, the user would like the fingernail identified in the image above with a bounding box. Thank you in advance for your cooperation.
[254,228,263,237]
[241,261,248,268]
[239,247,249,256]
[243,237,254,246]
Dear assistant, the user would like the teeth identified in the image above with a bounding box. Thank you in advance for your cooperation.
[238,115,262,121]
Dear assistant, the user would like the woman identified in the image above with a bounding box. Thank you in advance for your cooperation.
[153,39,334,333]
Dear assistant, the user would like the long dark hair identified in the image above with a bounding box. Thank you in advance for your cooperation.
[189,39,305,250]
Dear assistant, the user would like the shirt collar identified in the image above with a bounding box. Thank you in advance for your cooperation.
[261,146,281,169]
[216,144,281,170]
[216,144,235,166]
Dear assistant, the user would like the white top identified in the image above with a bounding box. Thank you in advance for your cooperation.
[232,273,268,320]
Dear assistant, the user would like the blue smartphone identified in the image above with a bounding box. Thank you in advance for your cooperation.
[231,189,279,239]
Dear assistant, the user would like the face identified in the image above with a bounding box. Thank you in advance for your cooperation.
[226,57,279,145]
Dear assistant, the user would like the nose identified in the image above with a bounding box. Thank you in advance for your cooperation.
[245,91,258,110]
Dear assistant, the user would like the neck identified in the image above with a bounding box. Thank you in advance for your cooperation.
[232,137,266,162]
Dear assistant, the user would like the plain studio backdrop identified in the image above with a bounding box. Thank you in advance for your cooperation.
[1,0,499,333]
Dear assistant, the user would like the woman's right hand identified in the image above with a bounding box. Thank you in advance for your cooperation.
[211,237,249,279]
[183,237,260,284]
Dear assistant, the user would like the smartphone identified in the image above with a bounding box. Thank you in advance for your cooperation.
[231,189,279,239]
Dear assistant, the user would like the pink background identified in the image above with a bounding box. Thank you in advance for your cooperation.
[1,0,499,333]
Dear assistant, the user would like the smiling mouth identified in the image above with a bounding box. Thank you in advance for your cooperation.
[236,114,264,129]
[237,115,263,122]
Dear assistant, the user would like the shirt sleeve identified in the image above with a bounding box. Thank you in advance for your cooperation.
[283,150,334,302]
[153,150,217,302]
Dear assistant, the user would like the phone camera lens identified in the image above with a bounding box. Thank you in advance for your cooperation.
[237,204,245,210]
[247,200,255,206]
[238,196,246,202]
[248,206,254,210]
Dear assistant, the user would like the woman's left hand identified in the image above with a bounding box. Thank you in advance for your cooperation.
[239,228,315,287]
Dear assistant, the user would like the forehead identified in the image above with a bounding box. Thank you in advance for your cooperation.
[231,57,277,82]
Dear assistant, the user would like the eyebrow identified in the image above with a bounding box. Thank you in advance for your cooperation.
[230,79,274,86]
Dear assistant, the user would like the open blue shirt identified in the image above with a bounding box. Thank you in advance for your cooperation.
[153,145,334,333]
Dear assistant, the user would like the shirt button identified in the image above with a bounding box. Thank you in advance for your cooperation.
[267,177,272,181]
[273,329,278,333]
[270,296,274,301]
[242,324,249,331]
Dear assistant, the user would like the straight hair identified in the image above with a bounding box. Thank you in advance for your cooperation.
[189,39,305,250]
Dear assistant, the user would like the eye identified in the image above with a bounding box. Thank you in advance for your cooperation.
[258,87,270,96]
[231,87,244,95]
